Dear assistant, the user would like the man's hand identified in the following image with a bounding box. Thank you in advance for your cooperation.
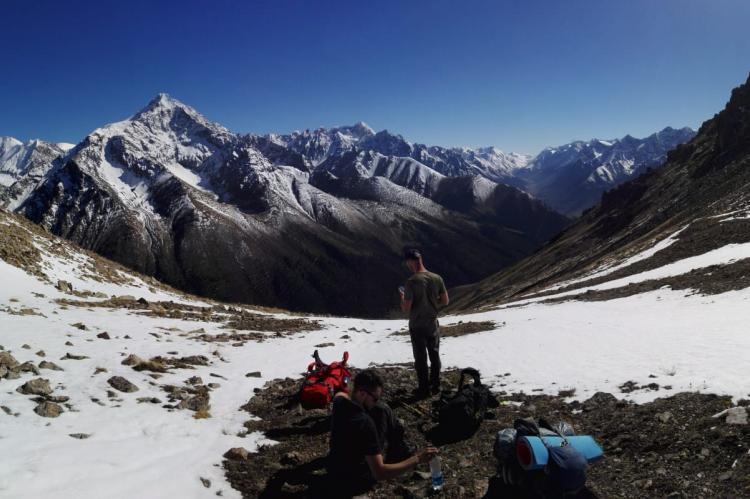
[416,447,439,464]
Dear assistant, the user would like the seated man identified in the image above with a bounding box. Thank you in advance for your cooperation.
[367,401,415,464]
[327,369,437,498]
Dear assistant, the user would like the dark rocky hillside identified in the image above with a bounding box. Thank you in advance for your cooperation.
[449,72,750,312]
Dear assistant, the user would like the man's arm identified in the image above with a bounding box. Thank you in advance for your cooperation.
[438,277,449,306]
[400,282,413,313]
[400,295,412,313]
[365,448,437,481]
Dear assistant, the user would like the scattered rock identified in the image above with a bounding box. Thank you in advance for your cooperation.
[1,406,12,416]
[61,353,88,360]
[43,395,70,403]
[178,395,210,412]
[34,401,63,418]
[65,341,74,346]
[726,407,748,425]
[17,378,52,396]
[281,451,301,466]
[21,344,31,349]
[0,351,20,369]
[200,477,211,488]
[413,470,431,481]
[121,354,167,373]
[39,361,63,371]
[137,397,162,404]
[96,332,111,340]
[93,367,108,374]
[208,383,220,389]
[223,447,249,461]
[210,373,227,380]
[712,406,748,425]
[656,411,672,423]
[17,361,40,375]
[69,433,91,439]
[245,371,262,378]
[35,350,45,357]
[186,376,203,385]
[314,342,335,348]
[56,280,73,293]
[107,376,139,393]
[70,322,88,331]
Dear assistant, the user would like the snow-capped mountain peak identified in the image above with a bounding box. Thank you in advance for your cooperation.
[129,93,232,138]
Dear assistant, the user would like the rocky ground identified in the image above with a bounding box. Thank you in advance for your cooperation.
[224,367,750,499]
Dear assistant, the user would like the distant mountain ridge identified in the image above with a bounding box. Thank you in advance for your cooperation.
[448,72,750,312]
[269,123,695,216]
[519,126,696,215]
[1,94,568,317]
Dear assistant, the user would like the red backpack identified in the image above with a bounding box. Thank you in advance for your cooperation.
[300,350,351,409]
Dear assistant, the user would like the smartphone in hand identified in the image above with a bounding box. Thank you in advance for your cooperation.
[398,285,405,294]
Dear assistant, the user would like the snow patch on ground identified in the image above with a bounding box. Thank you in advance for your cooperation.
[539,225,689,293]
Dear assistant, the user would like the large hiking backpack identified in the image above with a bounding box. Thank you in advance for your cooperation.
[300,350,351,409]
[494,417,591,497]
[437,368,497,437]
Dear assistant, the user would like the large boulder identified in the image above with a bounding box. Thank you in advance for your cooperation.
[34,401,63,418]
[16,378,52,396]
[0,352,20,369]
[107,376,139,393]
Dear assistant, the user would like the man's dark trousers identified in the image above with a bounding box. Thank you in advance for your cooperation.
[409,323,441,390]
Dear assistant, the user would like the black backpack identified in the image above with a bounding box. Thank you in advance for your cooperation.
[541,429,587,497]
[437,368,496,436]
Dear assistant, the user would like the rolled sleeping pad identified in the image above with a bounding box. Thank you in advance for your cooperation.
[516,435,604,470]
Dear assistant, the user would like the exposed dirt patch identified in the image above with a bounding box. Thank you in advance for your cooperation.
[225,313,321,334]
[0,216,44,278]
[56,296,321,334]
[540,257,750,304]
[490,216,750,308]
[391,321,500,338]
[224,366,750,498]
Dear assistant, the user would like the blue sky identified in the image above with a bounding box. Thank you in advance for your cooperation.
[1,0,749,154]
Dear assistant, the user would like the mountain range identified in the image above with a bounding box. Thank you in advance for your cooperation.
[268,122,695,216]
[0,96,694,316]
[0,96,570,317]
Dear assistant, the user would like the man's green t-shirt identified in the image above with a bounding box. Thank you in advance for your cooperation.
[404,271,446,331]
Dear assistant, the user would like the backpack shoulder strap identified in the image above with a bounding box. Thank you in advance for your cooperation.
[458,367,482,390]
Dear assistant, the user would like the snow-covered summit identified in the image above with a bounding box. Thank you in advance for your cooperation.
[517,126,697,215]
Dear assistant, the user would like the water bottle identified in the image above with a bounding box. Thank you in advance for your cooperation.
[429,456,444,491]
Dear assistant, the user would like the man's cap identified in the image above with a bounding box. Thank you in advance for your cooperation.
[403,248,422,260]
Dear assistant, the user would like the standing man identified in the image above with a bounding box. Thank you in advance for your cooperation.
[327,369,437,498]
[399,249,449,397]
